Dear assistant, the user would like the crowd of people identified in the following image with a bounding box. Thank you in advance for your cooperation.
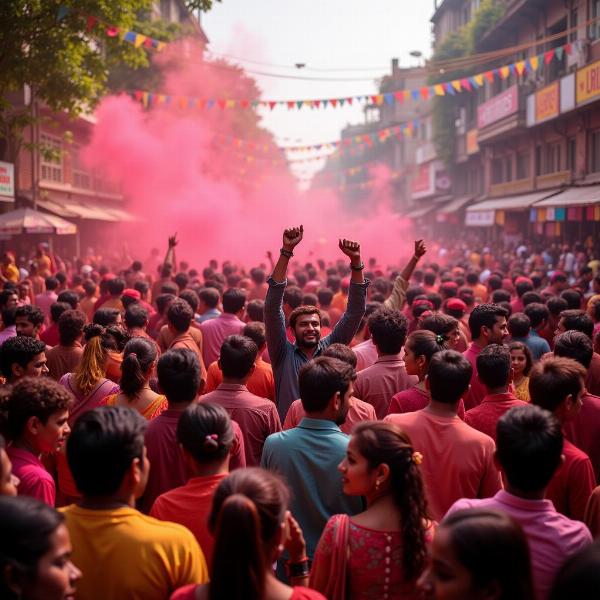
[0,229,600,599]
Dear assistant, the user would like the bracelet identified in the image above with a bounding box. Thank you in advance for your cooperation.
[285,557,311,579]
[350,262,365,271]
[280,248,294,258]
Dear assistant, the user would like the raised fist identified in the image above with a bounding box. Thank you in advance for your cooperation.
[339,238,361,262]
[414,240,427,258]
[283,225,304,251]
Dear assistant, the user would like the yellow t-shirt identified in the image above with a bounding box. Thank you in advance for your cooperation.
[61,505,207,599]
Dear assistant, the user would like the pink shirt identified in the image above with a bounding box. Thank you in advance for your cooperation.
[384,409,502,521]
[352,338,378,372]
[448,491,592,600]
[201,384,281,466]
[564,392,600,483]
[387,386,466,420]
[199,313,245,367]
[464,392,528,441]
[353,354,418,419]
[462,342,488,410]
[142,407,246,513]
[35,290,58,325]
[283,397,377,435]
[7,446,55,506]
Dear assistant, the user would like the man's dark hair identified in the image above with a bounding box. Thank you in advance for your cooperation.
[283,286,303,310]
[56,291,78,309]
[299,356,356,413]
[466,272,479,285]
[322,343,358,369]
[157,348,201,403]
[424,271,436,286]
[161,281,179,296]
[508,313,530,339]
[426,292,443,311]
[491,290,511,304]
[133,280,149,297]
[167,298,193,333]
[106,278,125,297]
[55,272,67,286]
[515,279,534,298]
[496,405,563,492]
[124,304,148,330]
[476,344,511,390]
[174,272,189,291]
[93,307,120,327]
[326,275,341,293]
[15,305,44,329]
[155,293,175,315]
[0,336,46,378]
[199,287,220,309]
[243,322,266,350]
[179,289,199,314]
[250,268,265,285]
[49,302,70,325]
[45,277,59,291]
[58,310,86,346]
[560,289,583,310]
[368,308,408,355]
[246,299,264,322]
[546,296,568,317]
[427,350,472,405]
[560,310,594,338]
[83,280,97,296]
[487,275,502,291]
[407,286,426,305]
[530,356,586,412]
[1,307,16,328]
[523,303,549,329]
[222,288,246,314]
[302,293,318,307]
[219,335,258,379]
[67,406,146,497]
[289,306,321,329]
[521,291,543,307]
[468,303,509,340]
[317,288,334,306]
[554,330,594,369]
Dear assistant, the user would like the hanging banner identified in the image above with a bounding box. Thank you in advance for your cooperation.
[576,58,600,105]
[535,81,559,123]
[478,85,519,129]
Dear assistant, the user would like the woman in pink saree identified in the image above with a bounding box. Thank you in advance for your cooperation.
[310,422,434,600]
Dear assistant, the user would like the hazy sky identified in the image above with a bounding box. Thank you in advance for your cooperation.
[202,1,434,178]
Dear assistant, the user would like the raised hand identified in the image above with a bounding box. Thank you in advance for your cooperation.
[168,234,178,248]
[414,239,427,259]
[283,225,304,251]
[339,238,361,263]
[284,511,307,562]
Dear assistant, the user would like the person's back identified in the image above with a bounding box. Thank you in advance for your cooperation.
[385,350,501,521]
[62,406,207,599]
[261,356,363,559]
[464,344,528,441]
[46,309,85,381]
[448,405,592,600]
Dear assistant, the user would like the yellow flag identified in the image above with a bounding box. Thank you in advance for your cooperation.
[134,34,146,48]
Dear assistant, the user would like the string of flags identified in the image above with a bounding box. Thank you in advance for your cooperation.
[56,6,168,51]
[130,39,584,112]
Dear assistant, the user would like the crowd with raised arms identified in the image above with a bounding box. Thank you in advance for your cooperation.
[0,229,600,599]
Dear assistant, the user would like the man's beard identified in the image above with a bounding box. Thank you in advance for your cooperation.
[297,334,320,349]
[334,405,349,426]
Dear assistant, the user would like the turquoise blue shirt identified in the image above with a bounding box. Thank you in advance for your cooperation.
[261,417,363,558]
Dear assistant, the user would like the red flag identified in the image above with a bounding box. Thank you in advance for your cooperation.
[217,99,226,109]
[347,97,353,105]
[565,43,573,55]
[484,70,494,83]
[86,16,97,31]
[544,49,555,64]
[420,87,430,100]
[240,99,250,109]
[105,26,119,37]
[394,91,404,103]
[133,90,143,102]
[287,101,295,110]
[268,101,276,110]
[330,99,338,107]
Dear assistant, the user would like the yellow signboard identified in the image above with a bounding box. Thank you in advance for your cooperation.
[535,81,559,122]
[577,58,600,105]
[466,129,479,155]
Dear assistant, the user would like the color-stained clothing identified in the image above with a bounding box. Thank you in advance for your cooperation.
[283,397,377,435]
[448,491,592,600]
[514,376,530,402]
[384,409,501,521]
[261,418,363,559]
[204,357,275,402]
[564,392,600,483]
[150,473,227,570]
[46,343,83,381]
[586,352,600,397]
[464,392,528,441]
[352,338,378,372]
[265,277,367,420]
[6,446,55,506]
[546,439,595,522]
[0,324,16,346]
[40,323,59,347]
[387,386,466,420]
[199,313,246,367]
[35,290,58,325]
[201,383,281,466]
[103,393,168,420]
[462,342,487,410]
[61,505,207,600]
[353,354,417,419]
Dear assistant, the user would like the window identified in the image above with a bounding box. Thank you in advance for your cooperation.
[570,9,578,42]
[567,137,577,173]
[492,158,504,184]
[71,146,91,189]
[517,152,530,179]
[545,142,562,174]
[591,131,600,173]
[589,0,600,39]
[506,156,513,182]
[39,133,62,183]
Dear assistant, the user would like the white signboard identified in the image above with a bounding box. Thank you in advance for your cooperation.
[0,161,14,200]
[466,210,495,227]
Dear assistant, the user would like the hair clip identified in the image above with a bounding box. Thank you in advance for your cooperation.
[435,334,444,344]
[206,434,218,441]
[412,451,423,466]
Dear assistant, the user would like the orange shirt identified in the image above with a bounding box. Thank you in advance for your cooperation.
[331,291,347,312]
[79,296,97,322]
[203,357,275,402]
[150,473,227,570]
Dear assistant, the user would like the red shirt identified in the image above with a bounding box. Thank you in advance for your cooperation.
[40,323,59,347]
[201,384,281,467]
[464,392,528,441]
[7,446,55,506]
[387,386,466,420]
[546,439,595,522]
[564,392,600,483]
[586,353,600,397]
[462,343,488,410]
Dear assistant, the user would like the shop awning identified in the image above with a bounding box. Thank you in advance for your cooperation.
[36,199,80,218]
[532,185,600,208]
[39,196,137,222]
[438,195,474,214]
[466,189,561,212]
[0,208,76,235]
[404,204,436,219]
